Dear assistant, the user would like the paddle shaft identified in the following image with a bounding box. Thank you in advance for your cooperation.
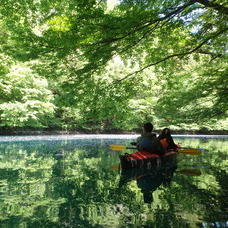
[109,144,201,155]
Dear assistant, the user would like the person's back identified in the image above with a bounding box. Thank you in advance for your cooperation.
[137,123,165,155]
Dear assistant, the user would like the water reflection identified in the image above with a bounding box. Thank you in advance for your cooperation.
[178,168,202,176]
[0,135,227,227]
[119,154,178,204]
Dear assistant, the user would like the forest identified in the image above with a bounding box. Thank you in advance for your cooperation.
[0,0,227,134]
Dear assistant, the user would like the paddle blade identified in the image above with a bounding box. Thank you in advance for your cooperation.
[109,144,127,149]
[110,147,125,151]
[109,144,126,148]
[109,144,127,150]
[109,144,137,151]
[177,148,202,155]
[181,147,208,152]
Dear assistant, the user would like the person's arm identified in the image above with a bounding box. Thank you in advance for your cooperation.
[136,136,141,151]
[156,138,166,155]
[167,136,178,149]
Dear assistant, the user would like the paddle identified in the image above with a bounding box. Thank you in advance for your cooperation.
[176,148,202,155]
[179,147,208,152]
[109,144,136,150]
[109,144,202,155]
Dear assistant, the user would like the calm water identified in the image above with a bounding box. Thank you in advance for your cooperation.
[0,134,227,228]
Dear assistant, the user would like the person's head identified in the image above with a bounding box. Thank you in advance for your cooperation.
[161,128,171,137]
[143,122,153,133]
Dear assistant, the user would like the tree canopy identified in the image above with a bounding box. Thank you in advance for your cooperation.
[0,0,227,132]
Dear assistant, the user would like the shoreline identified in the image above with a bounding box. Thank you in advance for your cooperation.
[0,134,227,143]
[0,129,227,136]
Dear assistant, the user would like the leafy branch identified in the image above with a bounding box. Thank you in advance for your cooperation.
[91,0,199,46]
[116,27,228,82]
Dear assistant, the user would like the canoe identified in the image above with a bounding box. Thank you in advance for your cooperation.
[119,150,177,169]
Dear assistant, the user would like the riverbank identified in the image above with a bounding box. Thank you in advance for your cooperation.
[0,128,227,135]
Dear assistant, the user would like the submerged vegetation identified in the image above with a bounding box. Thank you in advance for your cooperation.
[0,0,227,133]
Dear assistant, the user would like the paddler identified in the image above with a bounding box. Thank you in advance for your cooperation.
[158,128,178,150]
[135,122,165,155]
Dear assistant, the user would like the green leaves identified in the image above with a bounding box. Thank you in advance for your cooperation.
[0,64,55,127]
[0,0,227,131]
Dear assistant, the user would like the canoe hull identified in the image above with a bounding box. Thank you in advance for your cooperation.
[119,151,177,169]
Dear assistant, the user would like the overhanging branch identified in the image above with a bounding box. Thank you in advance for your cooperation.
[91,0,199,45]
[116,27,228,82]
[196,0,228,15]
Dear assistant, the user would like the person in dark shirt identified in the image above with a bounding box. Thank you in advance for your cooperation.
[158,128,178,150]
[136,122,165,155]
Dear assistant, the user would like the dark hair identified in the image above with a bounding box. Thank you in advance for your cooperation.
[143,122,153,132]
[160,128,171,138]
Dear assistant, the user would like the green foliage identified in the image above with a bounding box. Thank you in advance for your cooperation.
[155,53,228,126]
[0,64,55,127]
[0,0,227,131]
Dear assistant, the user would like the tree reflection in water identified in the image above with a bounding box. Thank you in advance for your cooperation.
[0,135,227,227]
[119,153,178,204]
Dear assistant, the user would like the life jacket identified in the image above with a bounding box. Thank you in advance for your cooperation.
[160,138,169,149]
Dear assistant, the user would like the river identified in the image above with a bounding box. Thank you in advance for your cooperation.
[0,134,227,227]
